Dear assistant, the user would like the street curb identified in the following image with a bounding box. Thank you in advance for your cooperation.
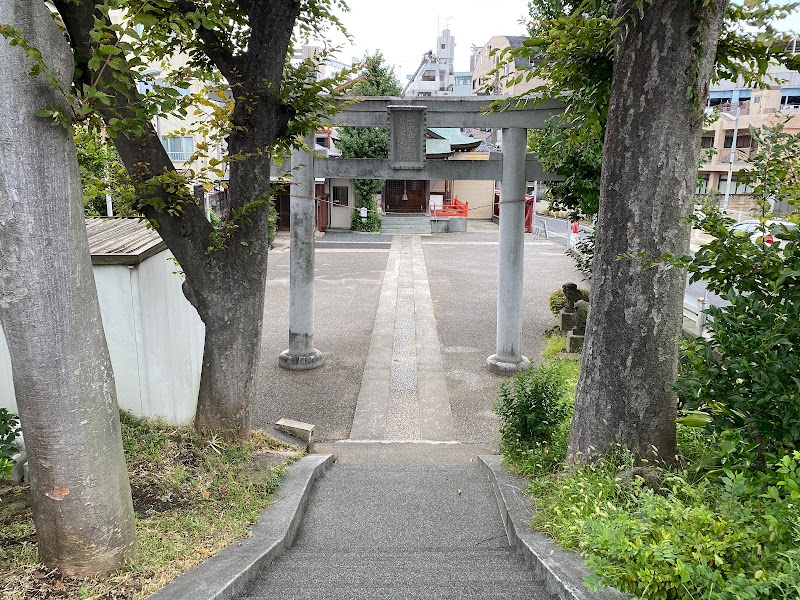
[478,456,630,600]
[148,453,333,600]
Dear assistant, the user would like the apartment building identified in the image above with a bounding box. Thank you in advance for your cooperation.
[698,46,800,214]
[405,29,463,97]
[470,35,545,97]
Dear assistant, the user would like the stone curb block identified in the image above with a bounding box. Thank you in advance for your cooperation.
[148,453,334,600]
[315,241,392,250]
[478,455,630,600]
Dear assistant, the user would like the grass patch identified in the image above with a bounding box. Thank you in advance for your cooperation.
[0,412,301,599]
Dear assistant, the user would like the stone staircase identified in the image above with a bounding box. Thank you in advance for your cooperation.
[381,214,431,235]
[240,445,553,600]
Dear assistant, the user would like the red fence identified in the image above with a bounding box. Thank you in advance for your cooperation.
[432,197,469,218]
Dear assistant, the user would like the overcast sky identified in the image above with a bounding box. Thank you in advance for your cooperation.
[319,1,800,83]
[325,0,531,80]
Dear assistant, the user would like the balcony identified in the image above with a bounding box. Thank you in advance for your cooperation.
[717,147,753,163]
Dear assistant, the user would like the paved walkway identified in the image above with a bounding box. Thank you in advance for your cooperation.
[240,445,551,600]
[350,237,455,441]
[243,230,572,599]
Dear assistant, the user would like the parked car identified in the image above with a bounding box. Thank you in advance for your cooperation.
[730,219,797,247]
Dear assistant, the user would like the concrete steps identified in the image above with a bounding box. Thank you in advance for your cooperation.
[240,455,553,600]
[381,215,431,235]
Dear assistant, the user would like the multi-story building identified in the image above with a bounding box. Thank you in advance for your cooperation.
[698,40,800,215]
[470,35,544,97]
[405,29,463,97]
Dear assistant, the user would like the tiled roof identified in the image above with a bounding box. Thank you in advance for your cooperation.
[427,128,482,155]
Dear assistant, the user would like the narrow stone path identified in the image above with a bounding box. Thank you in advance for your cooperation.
[349,236,455,441]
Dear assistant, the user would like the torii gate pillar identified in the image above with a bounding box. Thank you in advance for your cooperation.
[280,134,323,370]
[487,127,530,375]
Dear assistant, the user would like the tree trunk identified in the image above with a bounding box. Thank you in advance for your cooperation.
[567,0,729,465]
[0,1,135,574]
[187,242,270,438]
[53,0,300,439]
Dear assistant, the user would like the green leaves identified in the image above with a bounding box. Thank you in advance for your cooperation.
[674,126,800,456]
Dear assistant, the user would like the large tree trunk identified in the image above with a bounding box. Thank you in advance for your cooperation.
[53,0,301,439]
[0,1,135,574]
[567,0,729,464]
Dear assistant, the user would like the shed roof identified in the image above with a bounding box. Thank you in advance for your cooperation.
[86,217,166,266]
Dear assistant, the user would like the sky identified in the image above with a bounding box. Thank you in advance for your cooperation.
[317,1,800,84]
[324,0,531,80]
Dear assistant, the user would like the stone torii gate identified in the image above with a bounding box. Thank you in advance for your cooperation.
[278,96,563,376]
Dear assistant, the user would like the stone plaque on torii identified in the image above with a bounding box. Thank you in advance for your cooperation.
[387,105,426,170]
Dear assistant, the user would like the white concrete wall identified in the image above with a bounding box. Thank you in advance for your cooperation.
[0,327,14,412]
[0,250,204,425]
[330,178,355,229]
[451,153,495,219]
[136,251,204,424]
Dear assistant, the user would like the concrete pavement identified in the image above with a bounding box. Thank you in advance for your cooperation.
[254,224,584,443]
[240,445,553,600]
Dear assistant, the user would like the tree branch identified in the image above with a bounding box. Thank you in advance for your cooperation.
[174,0,238,80]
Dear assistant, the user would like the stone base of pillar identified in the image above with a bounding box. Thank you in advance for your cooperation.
[279,348,324,371]
[485,354,530,376]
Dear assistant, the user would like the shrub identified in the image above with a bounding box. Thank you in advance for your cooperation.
[494,363,572,458]
[675,206,800,456]
[350,197,381,232]
[0,409,21,479]
[675,124,800,457]
[529,448,800,600]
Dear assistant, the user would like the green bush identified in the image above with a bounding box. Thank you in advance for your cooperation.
[548,287,589,315]
[0,409,21,479]
[676,206,800,456]
[529,448,800,600]
[676,124,800,457]
[351,197,381,232]
[494,363,572,459]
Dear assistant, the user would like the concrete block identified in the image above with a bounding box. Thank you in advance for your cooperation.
[560,310,575,333]
[275,418,315,446]
[566,333,584,353]
[430,217,449,233]
[448,217,467,232]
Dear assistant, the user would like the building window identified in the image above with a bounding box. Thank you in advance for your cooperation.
[422,70,436,81]
[315,135,328,149]
[417,92,432,97]
[696,174,709,194]
[781,94,800,107]
[440,43,446,49]
[700,135,714,148]
[161,136,194,162]
[718,175,754,195]
[724,134,752,148]
[332,185,348,206]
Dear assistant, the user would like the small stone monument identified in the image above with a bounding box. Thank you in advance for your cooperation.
[559,282,582,332]
[567,298,589,353]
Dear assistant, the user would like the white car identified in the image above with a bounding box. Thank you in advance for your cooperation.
[730,219,796,247]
